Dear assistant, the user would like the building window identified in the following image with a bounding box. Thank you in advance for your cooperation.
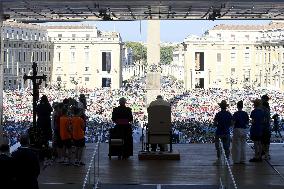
[40,52,43,61]
[85,77,89,81]
[102,52,111,72]
[44,52,47,61]
[58,34,62,40]
[244,52,250,64]
[195,52,204,71]
[217,33,221,40]
[23,52,26,61]
[245,35,250,41]
[231,52,236,64]
[86,34,90,40]
[72,34,76,40]
[58,52,61,62]
[49,52,51,61]
[102,78,111,87]
[71,52,75,63]
[85,67,89,71]
[231,34,235,41]
[3,51,6,62]
[217,53,221,62]
[18,52,21,61]
[85,52,89,64]
[36,52,39,61]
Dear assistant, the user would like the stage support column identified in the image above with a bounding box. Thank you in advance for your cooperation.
[0,8,5,144]
[146,20,160,105]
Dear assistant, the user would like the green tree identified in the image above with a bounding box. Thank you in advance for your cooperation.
[125,42,147,64]
[160,46,174,65]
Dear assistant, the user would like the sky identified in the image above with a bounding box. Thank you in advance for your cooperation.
[44,20,271,43]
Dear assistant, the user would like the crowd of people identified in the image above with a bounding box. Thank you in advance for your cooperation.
[2,76,284,148]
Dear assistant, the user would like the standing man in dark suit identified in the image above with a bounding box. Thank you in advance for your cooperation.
[36,95,53,148]
[11,134,40,189]
[0,137,15,189]
[112,97,133,159]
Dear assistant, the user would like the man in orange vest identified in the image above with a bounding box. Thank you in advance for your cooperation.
[71,107,85,166]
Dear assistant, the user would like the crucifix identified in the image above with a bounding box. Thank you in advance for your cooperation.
[23,62,47,128]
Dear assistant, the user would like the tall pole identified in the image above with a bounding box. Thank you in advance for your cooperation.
[190,69,193,89]
[266,72,268,87]
[260,70,262,87]
[0,7,5,144]
[33,64,37,127]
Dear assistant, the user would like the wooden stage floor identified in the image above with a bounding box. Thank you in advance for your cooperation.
[38,143,284,188]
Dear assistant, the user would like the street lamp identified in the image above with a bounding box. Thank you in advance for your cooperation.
[56,79,62,101]
[190,69,193,89]
[70,72,79,97]
[265,69,268,87]
[227,77,238,90]
[259,70,262,87]
[208,69,211,87]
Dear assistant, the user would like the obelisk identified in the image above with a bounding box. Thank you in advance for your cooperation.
[146,20,160,105]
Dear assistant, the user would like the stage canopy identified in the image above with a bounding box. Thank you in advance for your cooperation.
[1,0,284,23]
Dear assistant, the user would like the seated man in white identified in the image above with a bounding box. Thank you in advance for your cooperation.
[147,95,171,152]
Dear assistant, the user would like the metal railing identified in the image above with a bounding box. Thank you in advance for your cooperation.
[218,138,238,189]
[82,133,102,189]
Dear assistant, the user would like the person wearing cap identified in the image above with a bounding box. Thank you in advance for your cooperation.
[231,101,249,164]
[261,94,271,160]
[249,98,265,162]
[214,100,233,160]
[112,97,133,159]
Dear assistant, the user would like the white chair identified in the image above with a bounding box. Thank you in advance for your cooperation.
[147,105,172,152]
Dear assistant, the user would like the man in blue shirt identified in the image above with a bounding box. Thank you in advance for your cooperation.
[232,101,249,164]
[250,99,265,162]
[214,100,233,159]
